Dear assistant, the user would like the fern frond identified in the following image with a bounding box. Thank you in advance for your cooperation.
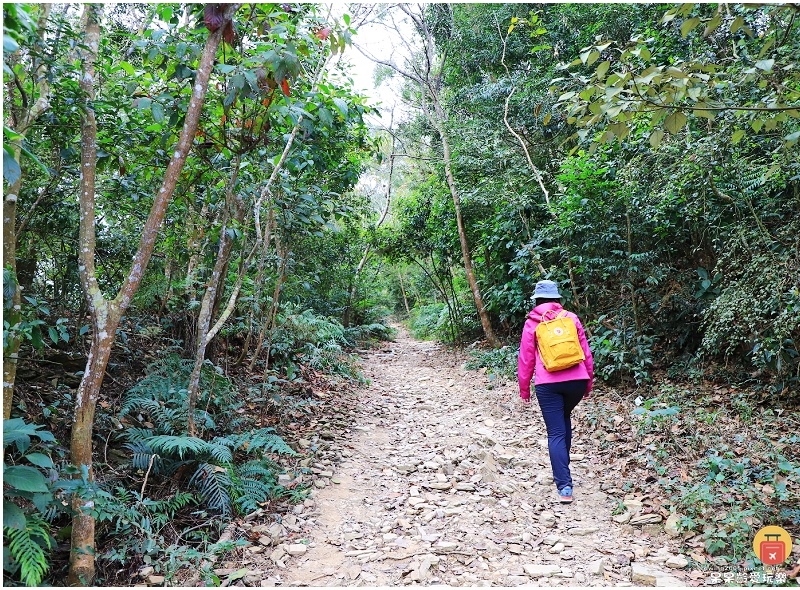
[213,428,295,457]
[188,463,232,514]
[144,435,215,460]
[4,515,52,586]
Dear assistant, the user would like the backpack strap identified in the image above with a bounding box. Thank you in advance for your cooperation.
[540,308,566,322]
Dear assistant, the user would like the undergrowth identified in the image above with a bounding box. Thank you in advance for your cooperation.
[580,381,800,574]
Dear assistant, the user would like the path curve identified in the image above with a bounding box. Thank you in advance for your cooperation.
[266,328,688,587]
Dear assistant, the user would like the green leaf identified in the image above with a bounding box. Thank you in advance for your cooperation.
[3,34,19,53]
[3,147,21,185]
[649,129,664,148]
[786,130,800,145]
[731,129,745,144]
[151,102,165,123]
[663,112,687,134]
[3,466,49,492]
[680,17,700,38]
[3,500,26,530]
[754,59,774,72]
[25,453,54,469]
[332,98,348,118]
[134,97,152,110]
[48,326,58,344]
[595,61,610,80]
[343,13,350,26]
[216,63,236,74]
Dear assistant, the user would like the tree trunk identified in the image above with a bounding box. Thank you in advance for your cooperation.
[3,167,23,420]
[3,4,53,419]
[68,321,117,585]
[67,4,239,584]
[186,164,243,436]
[434,111,500,348]
[398,272,410,314]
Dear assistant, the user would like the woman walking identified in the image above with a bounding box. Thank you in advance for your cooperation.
[518,280,594,503]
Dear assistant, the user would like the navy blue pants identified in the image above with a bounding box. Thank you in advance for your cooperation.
[535,380,588,490]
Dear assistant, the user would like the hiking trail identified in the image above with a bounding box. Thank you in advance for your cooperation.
[226,328,690,587]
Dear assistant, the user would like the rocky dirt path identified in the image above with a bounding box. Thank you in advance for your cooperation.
[242,329,692,587]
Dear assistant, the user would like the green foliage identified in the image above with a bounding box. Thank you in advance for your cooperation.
[589,319,655,386]
[268,306,367,381]
[408,303,449,341]
[464,346,519,380]
[3,515,52,587]
[555,4,800,150]
[118,354,296,516]
[121,354,238,434]
[3,419,60,587]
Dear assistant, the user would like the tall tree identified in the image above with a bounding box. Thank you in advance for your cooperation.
[356,3,500,347]
[3,4,53,419]
[68,4,240,584]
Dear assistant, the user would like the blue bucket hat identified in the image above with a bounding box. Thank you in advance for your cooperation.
[533,280,561,299]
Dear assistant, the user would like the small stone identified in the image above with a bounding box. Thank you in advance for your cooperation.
[665,555,689,569]
[297,438,312,449]
[507,544,523,554]
[539,511,557,526]
[270,546,286,563]
[278,474,292,486]
[630,513,663,525]
[631,563,661,585]
[455,482,476,491]
[614,512,632,524]
[258,536,272,547]
[286,543,307,556]
[588,559,605,575]
[575,572,587,583]
[146,575,165,585]
[664,513,681,538]
[543,535,560,546]
[548,543,565,554]
[139,567,154,578]
[331,477,342,484]
[569,526,599,535]
[433,541,459,554]
[655,576,686,587]
[523,564,561,577]
[426,481,452,490]
[623,498,643,512]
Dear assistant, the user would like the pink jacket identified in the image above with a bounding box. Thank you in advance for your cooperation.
[518,302,594,400]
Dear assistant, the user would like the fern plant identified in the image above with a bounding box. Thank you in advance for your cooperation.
[3,418,60,587]
[120,354,240,435]
[4,514,52,586]
[121,427,294,515]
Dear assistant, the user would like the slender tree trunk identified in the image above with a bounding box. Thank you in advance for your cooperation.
[398,272,410,314]
[237,210,274,366]
[186,162,243,436]
[3,5,53,419]
[4,162,24,421]
[67,5,239,583]
[434,110,500,348]
[185,196,209,302]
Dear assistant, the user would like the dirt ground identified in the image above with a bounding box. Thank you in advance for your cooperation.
[221,327,691,587]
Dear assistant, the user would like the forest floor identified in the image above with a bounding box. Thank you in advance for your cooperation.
[214,327,699,587]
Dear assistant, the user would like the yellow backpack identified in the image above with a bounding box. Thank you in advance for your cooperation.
[535,310,585,372]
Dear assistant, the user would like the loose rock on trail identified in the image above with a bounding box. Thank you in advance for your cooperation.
[222,328,691,587]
